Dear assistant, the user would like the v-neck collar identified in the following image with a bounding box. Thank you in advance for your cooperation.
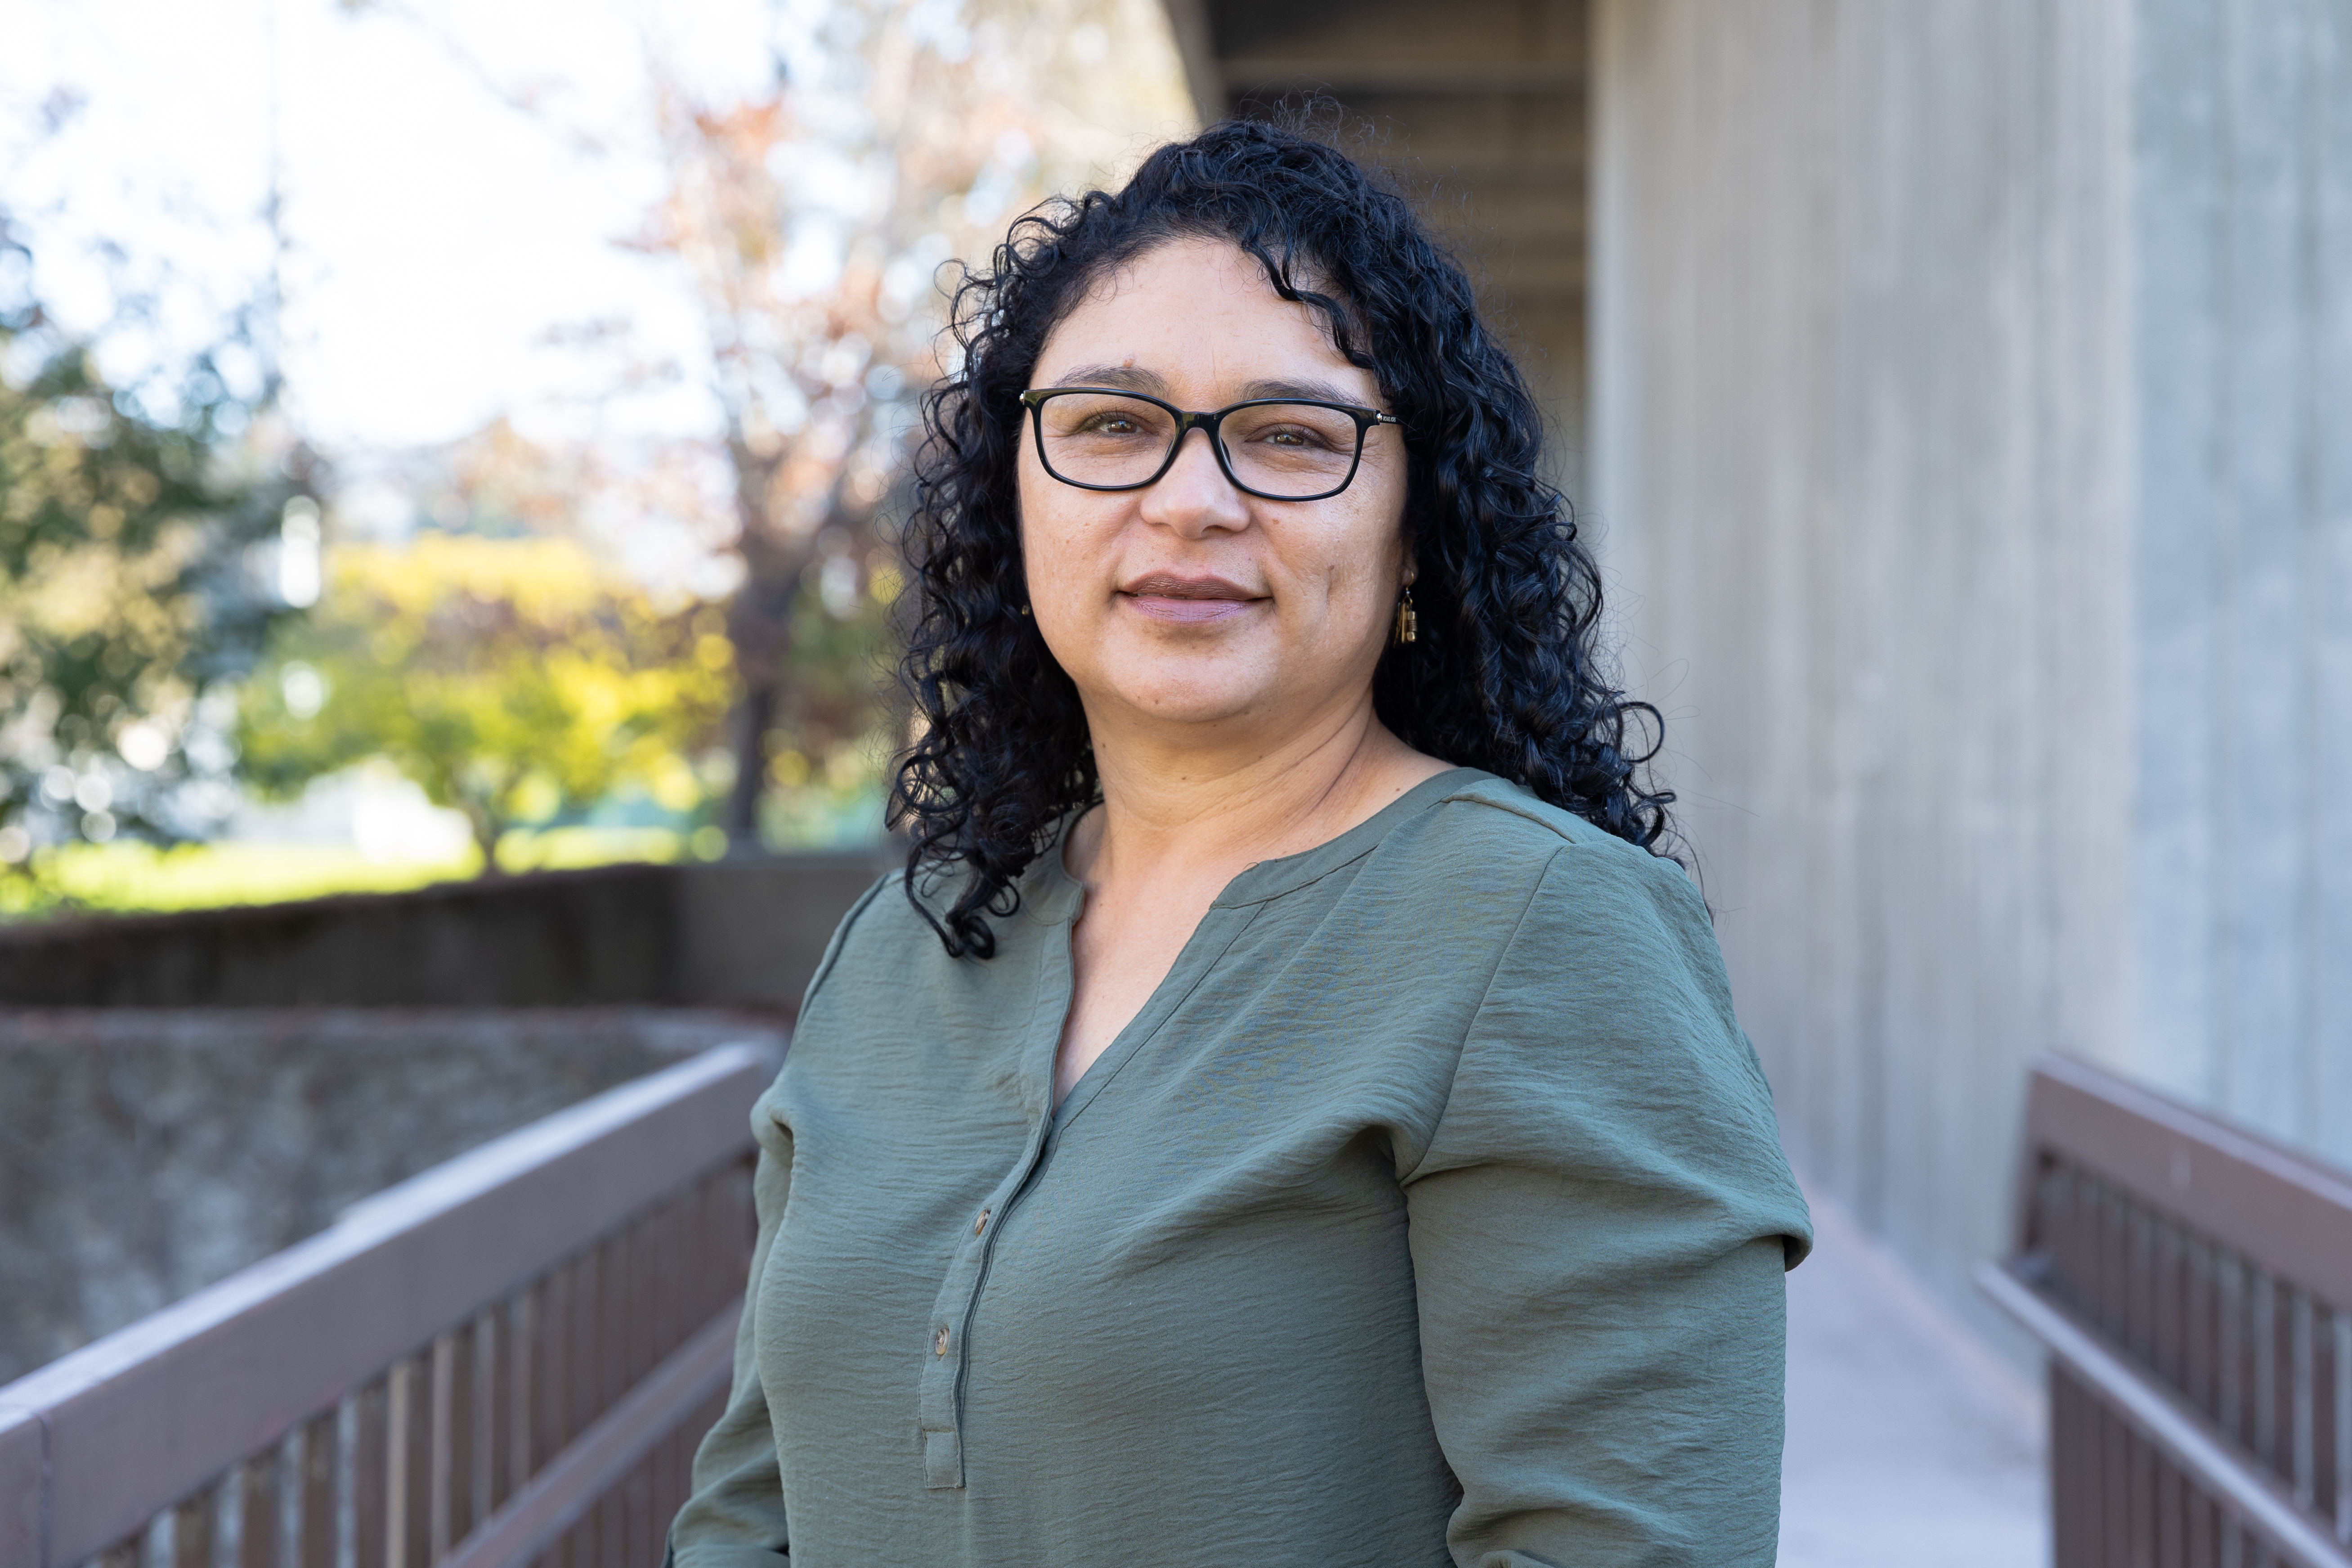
[1022,765,1487,921]
[1016,766,1489,1131]
[1210,767,1487,905]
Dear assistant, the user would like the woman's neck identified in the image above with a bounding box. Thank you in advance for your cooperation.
[1048,695,1451,1107]
[1065,695,1450,894]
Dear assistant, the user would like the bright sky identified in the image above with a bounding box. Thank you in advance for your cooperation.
[2,0,780,450]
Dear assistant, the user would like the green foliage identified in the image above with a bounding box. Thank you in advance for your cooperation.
[0,317,299,873]
[753,552,904,847]
[237,532,734,868]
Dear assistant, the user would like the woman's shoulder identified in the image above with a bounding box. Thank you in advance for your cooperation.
[1393,778,1804,1257]
[1372,770,1703,925]
[795,867,966,1003]
[798,857,1066,1014]
[787,869,897,1010]
[1355,771,1738,1030]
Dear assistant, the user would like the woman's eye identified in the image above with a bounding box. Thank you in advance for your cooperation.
[1260,426,1326,449]
[1080,414,1140,435]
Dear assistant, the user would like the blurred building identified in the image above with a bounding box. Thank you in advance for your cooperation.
[1167,0,2352,1354]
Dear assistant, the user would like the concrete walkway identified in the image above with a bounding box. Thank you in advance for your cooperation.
[1779,1185,2048,1566]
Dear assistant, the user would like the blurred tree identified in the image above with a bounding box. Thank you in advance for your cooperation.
[236,532,733,871]
[636,0,1193,844]
[0,234,304,884]
[330,0,1192,850]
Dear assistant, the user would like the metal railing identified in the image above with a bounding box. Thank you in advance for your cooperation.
[0,1042,774,1568]
[1982,1054,2352,1568]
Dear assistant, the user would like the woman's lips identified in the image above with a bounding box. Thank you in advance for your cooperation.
[1124,593,1254,623]
[1118,573,1262,624]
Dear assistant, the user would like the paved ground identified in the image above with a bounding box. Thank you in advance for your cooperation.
[1779,1185,2049,1566]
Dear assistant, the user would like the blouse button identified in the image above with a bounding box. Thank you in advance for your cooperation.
[974,1209,991,1235]
[934,1326,950,1357]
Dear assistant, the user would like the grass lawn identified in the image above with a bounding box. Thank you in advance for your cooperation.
[0,827,706,920]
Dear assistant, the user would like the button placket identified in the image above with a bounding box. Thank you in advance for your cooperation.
[914,892,1080,1492]
[916,1147,1044,1489]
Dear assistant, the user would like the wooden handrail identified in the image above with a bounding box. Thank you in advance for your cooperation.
[0,1041,774,1568]
[1986,1053,2352,1564]
[2019,1054,2352,1307]
[1980,1261,2352,1568]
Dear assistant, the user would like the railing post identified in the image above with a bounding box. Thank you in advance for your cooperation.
[1,1406,43,1568]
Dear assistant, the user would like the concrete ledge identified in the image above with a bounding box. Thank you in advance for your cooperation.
[0,850,891,1010]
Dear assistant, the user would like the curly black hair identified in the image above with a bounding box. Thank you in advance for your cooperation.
[891,117,1673,958]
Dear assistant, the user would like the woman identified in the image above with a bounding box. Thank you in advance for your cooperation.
[669,120,1810,1568]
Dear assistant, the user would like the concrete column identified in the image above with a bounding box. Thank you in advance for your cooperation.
[2129,0,2352,1163]
[1591,0,2352,1347]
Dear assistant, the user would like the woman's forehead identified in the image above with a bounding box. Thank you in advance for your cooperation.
[1038,238,1370,394]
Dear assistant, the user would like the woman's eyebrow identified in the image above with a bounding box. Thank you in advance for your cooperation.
[1051,364,1169,394]
[1043,367,1372,408]
[1239,376,1366,405]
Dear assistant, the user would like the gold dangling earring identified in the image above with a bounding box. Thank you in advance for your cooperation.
[1393,585,1417,646]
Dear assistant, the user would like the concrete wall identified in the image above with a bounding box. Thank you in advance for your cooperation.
[0,851,891,1012]
[1591,0,2352,1352]
[0,850,883,1380]
[2127,0,2352,1162]
[0,1009,784,1383]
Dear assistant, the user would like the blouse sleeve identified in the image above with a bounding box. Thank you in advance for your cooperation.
[667,872,887,1567]
[665,1092,794,1568]
[1401,842,1812,1568]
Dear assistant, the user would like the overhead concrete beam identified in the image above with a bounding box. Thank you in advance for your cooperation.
[1157,0,1593,496]
[1217,59,1584,97]
[1157,0,1224,121]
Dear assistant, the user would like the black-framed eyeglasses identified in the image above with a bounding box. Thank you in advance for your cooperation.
[1018,386,1401,502]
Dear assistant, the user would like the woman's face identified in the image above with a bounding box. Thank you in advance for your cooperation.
[1017,237,1409,743]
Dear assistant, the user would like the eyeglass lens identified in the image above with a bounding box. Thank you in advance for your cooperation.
[1033,393,1367,498]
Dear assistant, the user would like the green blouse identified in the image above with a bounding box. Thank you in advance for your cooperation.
[668,768,1812,1568]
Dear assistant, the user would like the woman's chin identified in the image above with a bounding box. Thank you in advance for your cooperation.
[1096,667,1281,732]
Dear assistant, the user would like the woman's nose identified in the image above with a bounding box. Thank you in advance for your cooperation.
[1139,427,1251,536]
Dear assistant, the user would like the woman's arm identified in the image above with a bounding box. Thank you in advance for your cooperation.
[667,872,888,1566]
[1402,843,1811,1568]
[665,1102,794,1568]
